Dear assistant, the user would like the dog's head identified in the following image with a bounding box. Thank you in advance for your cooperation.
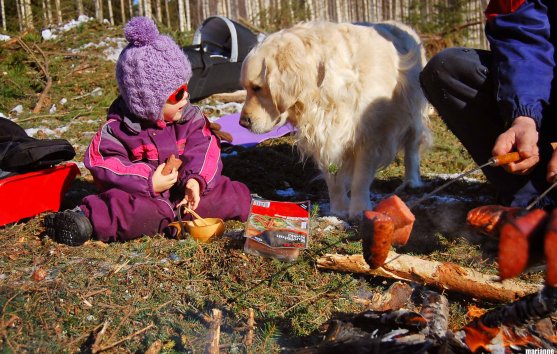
[239,28,322,133]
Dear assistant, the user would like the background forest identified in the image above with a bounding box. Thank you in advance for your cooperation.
[2,0,488,53]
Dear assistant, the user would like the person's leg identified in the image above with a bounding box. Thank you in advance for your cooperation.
[82,189,175,242]
[186,176,251,221]
[420,47,531,205]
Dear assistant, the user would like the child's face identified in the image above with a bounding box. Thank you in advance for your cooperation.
[162,84,190,123]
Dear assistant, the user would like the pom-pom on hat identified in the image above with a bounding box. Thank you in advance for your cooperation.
[116,17,192,123]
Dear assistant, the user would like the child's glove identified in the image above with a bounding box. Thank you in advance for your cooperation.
[209,122,233,143]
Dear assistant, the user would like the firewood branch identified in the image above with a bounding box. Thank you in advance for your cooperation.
[316,252,541,303]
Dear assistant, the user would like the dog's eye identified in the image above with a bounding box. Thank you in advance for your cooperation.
[251,85,262,92]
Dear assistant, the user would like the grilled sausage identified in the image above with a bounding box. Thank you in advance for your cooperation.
[373,195,415,246]
[361,210,395,269]
[467,205,521,237]
[498,209,548,280]
[545,209,557,286]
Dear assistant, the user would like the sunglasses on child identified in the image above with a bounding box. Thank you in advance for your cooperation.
[167,84,188,104]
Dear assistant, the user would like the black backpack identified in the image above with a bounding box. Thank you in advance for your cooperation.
[183,16,262,102]
[0,118,76,177]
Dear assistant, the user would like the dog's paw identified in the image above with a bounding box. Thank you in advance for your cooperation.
[396,179,423,193]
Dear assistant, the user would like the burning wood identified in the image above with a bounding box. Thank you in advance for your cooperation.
[293,287,557,353]
[459,286,557,352]
[316,252,541,302]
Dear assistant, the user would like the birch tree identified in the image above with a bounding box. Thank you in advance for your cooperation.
[16,0,23,31]
[94,0,103,22]
[120,0,126,23]
[23,0,34,30]
[108,0,114,24]
[54,0,61,24]
[76,0,84,17]
[154,0,162,23]
[164,0,170,27]
[177,0,185,31]
[145,0,153,19]
[0,0,5,31]
[185,0,191,31]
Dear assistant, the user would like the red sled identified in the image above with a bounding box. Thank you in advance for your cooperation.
[0,163,80,226]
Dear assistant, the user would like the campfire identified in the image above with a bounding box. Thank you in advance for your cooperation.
[296,284,557,353]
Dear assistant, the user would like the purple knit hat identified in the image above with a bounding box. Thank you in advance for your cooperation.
[116,17,192,123]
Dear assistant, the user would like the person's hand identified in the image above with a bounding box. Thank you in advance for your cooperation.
[547,148,557,183]
[492,116,539,174]
[152,163,178,193]
[177,178,201,210]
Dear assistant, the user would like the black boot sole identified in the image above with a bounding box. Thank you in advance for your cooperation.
[44,211,92,246]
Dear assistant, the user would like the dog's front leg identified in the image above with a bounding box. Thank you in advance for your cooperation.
[324,172,350,219]
[348,150,377,219]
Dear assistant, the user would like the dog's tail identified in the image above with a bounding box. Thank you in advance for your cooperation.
[380,21,432,152]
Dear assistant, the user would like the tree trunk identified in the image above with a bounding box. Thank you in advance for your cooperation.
[95,0,103,22]
[54,0,61,24]
[144,0,152,18]
[316,252,542,303]
[178,0,185,32]
[46,0,53,26]
[23,0,34,30]
[16,0,23,31]
[185,0,191,31]
[76,0,84,17]
[0,0,5,31]
[164,0,170,28]
[138,0,143,17]
[154,0,162,23]
[107,0,114,25]
[128,0,133,19]
[42,0,48,27]
[119,0,125,24]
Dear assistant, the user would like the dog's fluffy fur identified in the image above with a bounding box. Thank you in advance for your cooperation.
[240,21,431,219]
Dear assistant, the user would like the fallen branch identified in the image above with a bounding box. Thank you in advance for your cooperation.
[93,323,155,353]
[316,252,541,303]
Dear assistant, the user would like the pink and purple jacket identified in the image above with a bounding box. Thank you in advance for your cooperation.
[84,97,222,202]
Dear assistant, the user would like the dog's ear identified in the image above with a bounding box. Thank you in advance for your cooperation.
[266,39,316,114]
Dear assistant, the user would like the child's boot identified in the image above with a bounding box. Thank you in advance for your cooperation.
[44,206,93,246]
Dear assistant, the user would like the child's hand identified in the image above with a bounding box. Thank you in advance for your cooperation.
[152,163,178,193]
[177,178,201,210]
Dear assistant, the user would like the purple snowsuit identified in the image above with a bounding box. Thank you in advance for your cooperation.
[80,97,251,242]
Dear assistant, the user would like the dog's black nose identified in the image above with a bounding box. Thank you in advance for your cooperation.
[239,115,252,128]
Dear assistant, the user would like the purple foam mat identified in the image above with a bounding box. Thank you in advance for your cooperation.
[213,113,295,147]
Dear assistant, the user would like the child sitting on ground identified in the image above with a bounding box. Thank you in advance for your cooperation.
[44,17,251,245]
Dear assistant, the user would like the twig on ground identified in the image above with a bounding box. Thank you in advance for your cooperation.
[205,309,222,354]
[91,321,109,353]
[243,308,255,348]
[93,323,155,353]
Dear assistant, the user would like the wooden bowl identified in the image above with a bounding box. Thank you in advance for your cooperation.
[184,218,225,243]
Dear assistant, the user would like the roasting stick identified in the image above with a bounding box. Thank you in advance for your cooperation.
[406,152,521,209]
[525,177,557,211]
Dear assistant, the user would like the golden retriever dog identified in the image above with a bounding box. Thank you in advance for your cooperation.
[239,21,431,219]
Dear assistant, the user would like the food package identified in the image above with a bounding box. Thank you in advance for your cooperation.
[243,198,310,262]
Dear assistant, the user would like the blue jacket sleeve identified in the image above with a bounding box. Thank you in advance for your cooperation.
[486,0,554,128]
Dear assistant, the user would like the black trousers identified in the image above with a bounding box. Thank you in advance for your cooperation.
[420,47,556,208]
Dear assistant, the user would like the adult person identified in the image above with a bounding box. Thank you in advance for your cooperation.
[420,0,557,209]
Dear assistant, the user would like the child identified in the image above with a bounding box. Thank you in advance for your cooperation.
[44,17,251,246]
